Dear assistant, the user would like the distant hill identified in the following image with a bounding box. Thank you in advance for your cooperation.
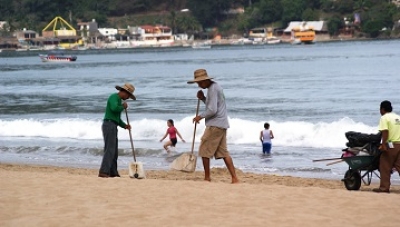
[1,0,399,38]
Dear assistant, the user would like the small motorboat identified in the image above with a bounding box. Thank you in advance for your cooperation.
[39,52,77,62]
[192,41,212,49]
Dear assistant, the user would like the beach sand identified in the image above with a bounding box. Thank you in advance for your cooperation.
[1,163,399,227]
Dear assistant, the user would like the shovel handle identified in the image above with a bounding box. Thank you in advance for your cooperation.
[125,108,136,162]
[191,99,201,154]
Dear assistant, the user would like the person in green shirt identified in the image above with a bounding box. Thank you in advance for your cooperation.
[99,83,136,178]
[373,100,400,193]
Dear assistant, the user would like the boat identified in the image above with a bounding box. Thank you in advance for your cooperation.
[39,52,77,62]
[192,41,212,49]
[266,37,281,44]
[291,23,315,44]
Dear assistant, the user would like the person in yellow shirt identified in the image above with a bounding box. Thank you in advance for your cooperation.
[373,100,400,193]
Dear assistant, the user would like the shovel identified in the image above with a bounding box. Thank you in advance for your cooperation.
[170,99,200,172]
[125,108,146,179]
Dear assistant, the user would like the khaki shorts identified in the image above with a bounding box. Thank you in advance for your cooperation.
[199,126,230,159]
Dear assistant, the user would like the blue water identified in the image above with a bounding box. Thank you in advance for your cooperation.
[1,40,399,182]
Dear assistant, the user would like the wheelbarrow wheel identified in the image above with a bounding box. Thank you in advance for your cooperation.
[343,169,362,190]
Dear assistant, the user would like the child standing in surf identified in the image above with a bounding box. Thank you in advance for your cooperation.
[160,119,185,153]
[260,122,274,156]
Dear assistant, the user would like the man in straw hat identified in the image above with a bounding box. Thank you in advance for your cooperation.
[188,69,239,183]
[98,83,136,178]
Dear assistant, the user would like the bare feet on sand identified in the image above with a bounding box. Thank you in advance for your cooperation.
[232,178,239,184]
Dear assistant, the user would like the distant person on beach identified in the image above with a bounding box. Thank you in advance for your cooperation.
[373,100,400,193]
[188,69,239,184]
[260,122,274,156]
[160,119,185,153]
[98,83,136,178]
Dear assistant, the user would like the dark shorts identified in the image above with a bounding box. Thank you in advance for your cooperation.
[262,142,272,154]
[170,138,177,146]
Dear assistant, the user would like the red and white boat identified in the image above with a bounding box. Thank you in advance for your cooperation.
[39,52,77,62]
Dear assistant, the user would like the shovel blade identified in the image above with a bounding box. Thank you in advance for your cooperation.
[170,152,197,172]
[128,161,146,179]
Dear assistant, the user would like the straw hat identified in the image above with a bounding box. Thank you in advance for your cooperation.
[187,69,214,84]
[115,83,136,100]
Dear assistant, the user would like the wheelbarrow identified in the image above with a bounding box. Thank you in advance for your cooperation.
[341,154,381,190]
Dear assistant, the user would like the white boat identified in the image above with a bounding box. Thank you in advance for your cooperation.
[266,37,281,44]
[192,42,212,49]
[291,38,302,45]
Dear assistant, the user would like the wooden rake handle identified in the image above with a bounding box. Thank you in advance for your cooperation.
[191,99,201,155]
[125,108,136,162]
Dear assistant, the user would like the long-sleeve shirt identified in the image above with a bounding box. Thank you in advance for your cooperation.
[103,93,127,128]
[199,82,230,129]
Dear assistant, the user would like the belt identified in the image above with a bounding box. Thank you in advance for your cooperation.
[393,142,400,144]
[104,119,118,125]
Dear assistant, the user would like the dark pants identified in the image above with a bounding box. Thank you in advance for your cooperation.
[99,121,119,176]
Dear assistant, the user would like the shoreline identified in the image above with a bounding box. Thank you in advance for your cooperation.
[1,37,398,54]
[1,162,399,191]
[1,163,399,227]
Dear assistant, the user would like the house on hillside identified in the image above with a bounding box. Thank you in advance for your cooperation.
[0,21,9,31]
[14,29,39,49]
[279,21,328,41]
[98,28,118,41]
[77,19,104,45]
[14,29,37,40]
[393,0,400,7]
[128,25,174,47]
[42,16,83,49]
[0,37,20,50]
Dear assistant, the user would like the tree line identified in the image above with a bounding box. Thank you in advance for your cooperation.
[1,0,399,38]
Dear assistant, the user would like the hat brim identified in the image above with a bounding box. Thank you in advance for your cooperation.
[187,77,213,84]
[116,86,136,100]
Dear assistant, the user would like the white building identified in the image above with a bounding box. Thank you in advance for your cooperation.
[128,25,174,46]
[0,21,9,31]
[98,28,118,41]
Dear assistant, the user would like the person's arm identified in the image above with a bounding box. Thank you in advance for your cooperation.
[176,129,185,142]
[378,116,389,151]
[270,130,274,139]
[109,95,127,128]
[380,130,389,151]
[260,131,263,143]
[199,87,217,119]
[109,95,124,113]
[160,130,168,142]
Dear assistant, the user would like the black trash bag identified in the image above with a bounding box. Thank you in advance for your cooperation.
[345,131,382,156]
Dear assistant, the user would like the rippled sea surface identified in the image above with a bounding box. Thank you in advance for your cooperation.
[1,40,399,182]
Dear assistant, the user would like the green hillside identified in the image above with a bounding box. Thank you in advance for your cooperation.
[1,0,399,38]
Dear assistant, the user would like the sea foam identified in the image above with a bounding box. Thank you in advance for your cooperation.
[0,116,377,148]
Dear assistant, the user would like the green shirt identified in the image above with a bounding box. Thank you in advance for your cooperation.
[379,112,400,142]
[104,93,126,128]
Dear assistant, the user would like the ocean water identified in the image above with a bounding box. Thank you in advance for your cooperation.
[1,40,399,183]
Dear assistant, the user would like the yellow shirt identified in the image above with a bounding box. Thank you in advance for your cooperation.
[379,112,400,142]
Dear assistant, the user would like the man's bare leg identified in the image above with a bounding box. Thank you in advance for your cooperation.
[202,157,211,181]
[223,155,239,184]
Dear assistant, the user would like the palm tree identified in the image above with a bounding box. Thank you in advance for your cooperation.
[354,0,369,13]
[176,15,201,34]
[169,11,177,34]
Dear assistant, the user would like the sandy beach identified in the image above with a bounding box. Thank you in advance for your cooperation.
[0,163,399,227]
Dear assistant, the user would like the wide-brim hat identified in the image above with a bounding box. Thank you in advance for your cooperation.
[115,83,136,100]
[187,69,214,84]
